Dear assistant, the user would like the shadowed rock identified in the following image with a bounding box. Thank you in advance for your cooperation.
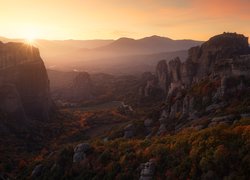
[71,72,94,101]
[0,42,52,122]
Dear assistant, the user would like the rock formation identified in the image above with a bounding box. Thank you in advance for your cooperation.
[0,42,52,123]
[155,61,169,93]
[152,33,250,134]
[71,72,93,100]
[155,32,250,94]
[138,72,164,102]
[139,159,156,180]
[73,143,92,163]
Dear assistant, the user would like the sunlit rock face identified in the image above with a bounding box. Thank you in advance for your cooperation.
[0,42,52,121]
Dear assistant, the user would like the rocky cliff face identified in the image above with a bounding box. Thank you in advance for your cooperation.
[0,42,52,123]
[155,33,250,95]
[190,32,249,78]
[150,33,250,134]
[155,60,169,93]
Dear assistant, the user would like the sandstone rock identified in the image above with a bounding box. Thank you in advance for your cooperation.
[180,61,195,86]
[208,115,238,127]
[156,33,249,96]
[118,102,134,115]
[153,32,250,132]
[156,60,169,93]
[211,115,237,122]
[139,159,156,180]
[73,151,86,163]
[0,42,52,122]
[73,143,91,163]
[168,57,181,82]
[139,72,158,97]
[195,32,249,78]
[232,55,250,77]
[169,99,182,119]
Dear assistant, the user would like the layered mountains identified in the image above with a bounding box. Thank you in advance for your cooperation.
[0,36,202,74]
[95,35,202,55]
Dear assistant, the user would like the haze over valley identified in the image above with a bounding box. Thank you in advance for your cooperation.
[0,36,202,74]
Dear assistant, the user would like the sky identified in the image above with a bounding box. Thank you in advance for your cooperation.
[0,0,250,41]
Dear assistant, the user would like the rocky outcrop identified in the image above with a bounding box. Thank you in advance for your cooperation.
[73,143,92,163]
[139,159,156,180]
[155,60,169,93]
[168,57,182,83]
[208,115,238,127]
[153,33,250,133]
[0,42,52,122]
[192,33,249,78]
[138,72,163,100]
[118,102,134,115]
[155,33,250,94]
[71,72,93,100]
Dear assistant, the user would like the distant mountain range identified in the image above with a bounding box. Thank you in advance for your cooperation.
[95,35,202,55]
[0,36,203,74]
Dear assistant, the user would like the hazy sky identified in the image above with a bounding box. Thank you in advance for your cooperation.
[0,0,250,41]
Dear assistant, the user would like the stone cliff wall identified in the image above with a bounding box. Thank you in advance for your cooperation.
[0,42,42,69]
[155,33,250,96]
[0,42,52,122]
[151,33,250,134]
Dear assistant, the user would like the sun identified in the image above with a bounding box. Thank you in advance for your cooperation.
[26,37,35,44]
[24,30,38,45]
[25,35,36,45]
